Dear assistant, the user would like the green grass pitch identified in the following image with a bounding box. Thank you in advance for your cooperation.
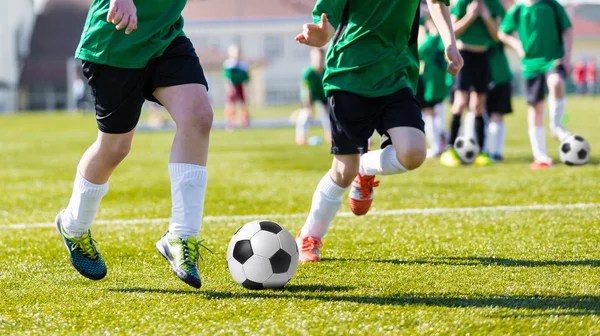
[0,97,599,335]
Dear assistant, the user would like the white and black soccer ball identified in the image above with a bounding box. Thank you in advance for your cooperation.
[454,136,480,164]
[559,135,591,166]
[227,220,299,290]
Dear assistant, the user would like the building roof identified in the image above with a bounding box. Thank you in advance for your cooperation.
[182,0,314,21]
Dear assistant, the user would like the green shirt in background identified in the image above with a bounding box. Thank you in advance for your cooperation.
[452,0,505,48]
[488,42,512,85]
[499,0,571,79]
[301,66,327,103]
[223,59,250,85]
[314,0,449,98]
[418,34,449,102]
[76,0,187,68]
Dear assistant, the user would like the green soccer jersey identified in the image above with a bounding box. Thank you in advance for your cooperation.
[76,0,187,68]
[452,0,505,48]
[499,0,571,79]
[301,66,327,103]
[223,59,250,85]
[489,42,512,85]
[418,34,449,102]
[314,0,449,98]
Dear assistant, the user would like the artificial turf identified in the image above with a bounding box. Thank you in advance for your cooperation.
[0,97,598,335]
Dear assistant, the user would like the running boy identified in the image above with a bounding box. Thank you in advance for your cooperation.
[55,0,213,288]
[294,0,463,262]
[223,44,251,131]
[441,0,505,167]
[296,47,332,145]
[498,0,573,170]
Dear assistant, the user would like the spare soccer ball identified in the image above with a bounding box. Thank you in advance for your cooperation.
[454,136,480,164]
[559,135,591,166]
[227,220,299,289]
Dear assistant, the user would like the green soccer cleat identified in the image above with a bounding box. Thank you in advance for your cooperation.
[55,211,107,280]
[156,232,210,289]
[474,152,494,166]
[440,148,462,167]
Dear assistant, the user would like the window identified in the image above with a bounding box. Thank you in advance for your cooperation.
[264,34,284,60]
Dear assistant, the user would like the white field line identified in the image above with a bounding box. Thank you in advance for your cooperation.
[2,202,599,230]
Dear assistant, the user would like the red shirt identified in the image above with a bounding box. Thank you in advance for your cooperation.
[573,62,586,84]
[586,62,597,83]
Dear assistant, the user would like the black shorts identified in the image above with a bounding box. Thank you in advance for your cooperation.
[486,81,513,114]
[454,50,490,94]
[82,36,209,134]
[416,78,441,109]
[525,65,566,105]
[328,88,424,155]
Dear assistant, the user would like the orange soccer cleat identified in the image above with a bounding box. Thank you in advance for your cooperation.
[348,174,380,216]
[295,233,323,262]
[530,160,552,170]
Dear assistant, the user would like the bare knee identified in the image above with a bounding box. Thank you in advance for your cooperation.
[397,147,426,171]
[331,156,360,188]
[471,93,486,115]
[97,137,131,165]
[452,91,469,113]
[174,101,214,135]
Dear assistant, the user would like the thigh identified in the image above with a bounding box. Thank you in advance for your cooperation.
[455,50,475,92]
[82,61,146,134]
[145,36,209,103]
[378,87,425,149]
[153,84,212,124]
[525,74,545,105]
[487,82,513,114]
[472,52,491,94]
[328,91,379,155]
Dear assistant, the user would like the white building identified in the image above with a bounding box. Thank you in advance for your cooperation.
[0,0,42,112]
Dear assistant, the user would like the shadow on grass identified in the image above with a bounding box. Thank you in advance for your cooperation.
[108,284,353,296]
[324,257,600,267]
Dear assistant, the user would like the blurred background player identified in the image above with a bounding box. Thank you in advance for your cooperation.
[295,47,331,145]
[418,16,450,158]
[223,44,250,131]
[587,57,597,95]
[441,0,505,167]
[294,0,463,262]
[573,58,587,95]
[498,0,573,170]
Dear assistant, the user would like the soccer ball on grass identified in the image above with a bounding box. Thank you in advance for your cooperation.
[454,136,480,164]
[559,135,590,166]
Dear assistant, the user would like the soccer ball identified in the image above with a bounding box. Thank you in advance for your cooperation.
[454,136,480,164]
[559,135,591,166]
[226,220,299,289]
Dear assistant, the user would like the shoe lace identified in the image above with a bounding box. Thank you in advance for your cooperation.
[301,236,323,251]
[181,238,213,266]
[358,175,380,199]
[71,234,99,259]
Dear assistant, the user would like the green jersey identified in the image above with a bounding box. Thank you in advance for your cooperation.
[76,0,187,68]
[499,0,571,79]
[452,0,505,48]
[301,66,326,103]
[314,0,449,98]
[223,59,250,85]
[418,34,449,102]
[489,42,512,85]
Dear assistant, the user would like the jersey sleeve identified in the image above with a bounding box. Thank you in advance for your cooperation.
[451,0,468,18]
[313,0,347,29]
[499,5,518,34]
[555,1,572,31]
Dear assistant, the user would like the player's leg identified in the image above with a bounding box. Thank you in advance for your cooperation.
[150,37,213,288]
[295,107,311,145]
[297,91,374,261]
[546,67,571,141]
[487,82,513,161]
[526,74,552,170]
[423,106,440,158]
[471,52,493,166]
[57,62,146,280]
[441,89,468,167]
[239,85,250,128]
[224,86,236,132]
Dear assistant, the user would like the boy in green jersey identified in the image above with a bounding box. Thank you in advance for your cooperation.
[294,0,463,262]
[223,44,251,131]
[441,0,505,168]
[296,48,332,145]
[498,0,573,170]
[55,0,213,288]
[418,16,451,158]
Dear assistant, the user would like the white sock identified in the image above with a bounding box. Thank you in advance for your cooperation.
[295,108,310,141]
[528,127,550,162]
[424,114,440,154]
[168,163,208,238]
[488,121,506,157]
[463,111,475,139]
[434,103,447,142]
[359,146,408,176]
[548,97,570,141]
[62,171,109,237]
[300,173,349,240]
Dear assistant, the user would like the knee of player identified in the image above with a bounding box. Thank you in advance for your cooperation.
[331,166,359,188]
[397,147,426,171]
[100,140,131,163]
[177,104,214,134]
